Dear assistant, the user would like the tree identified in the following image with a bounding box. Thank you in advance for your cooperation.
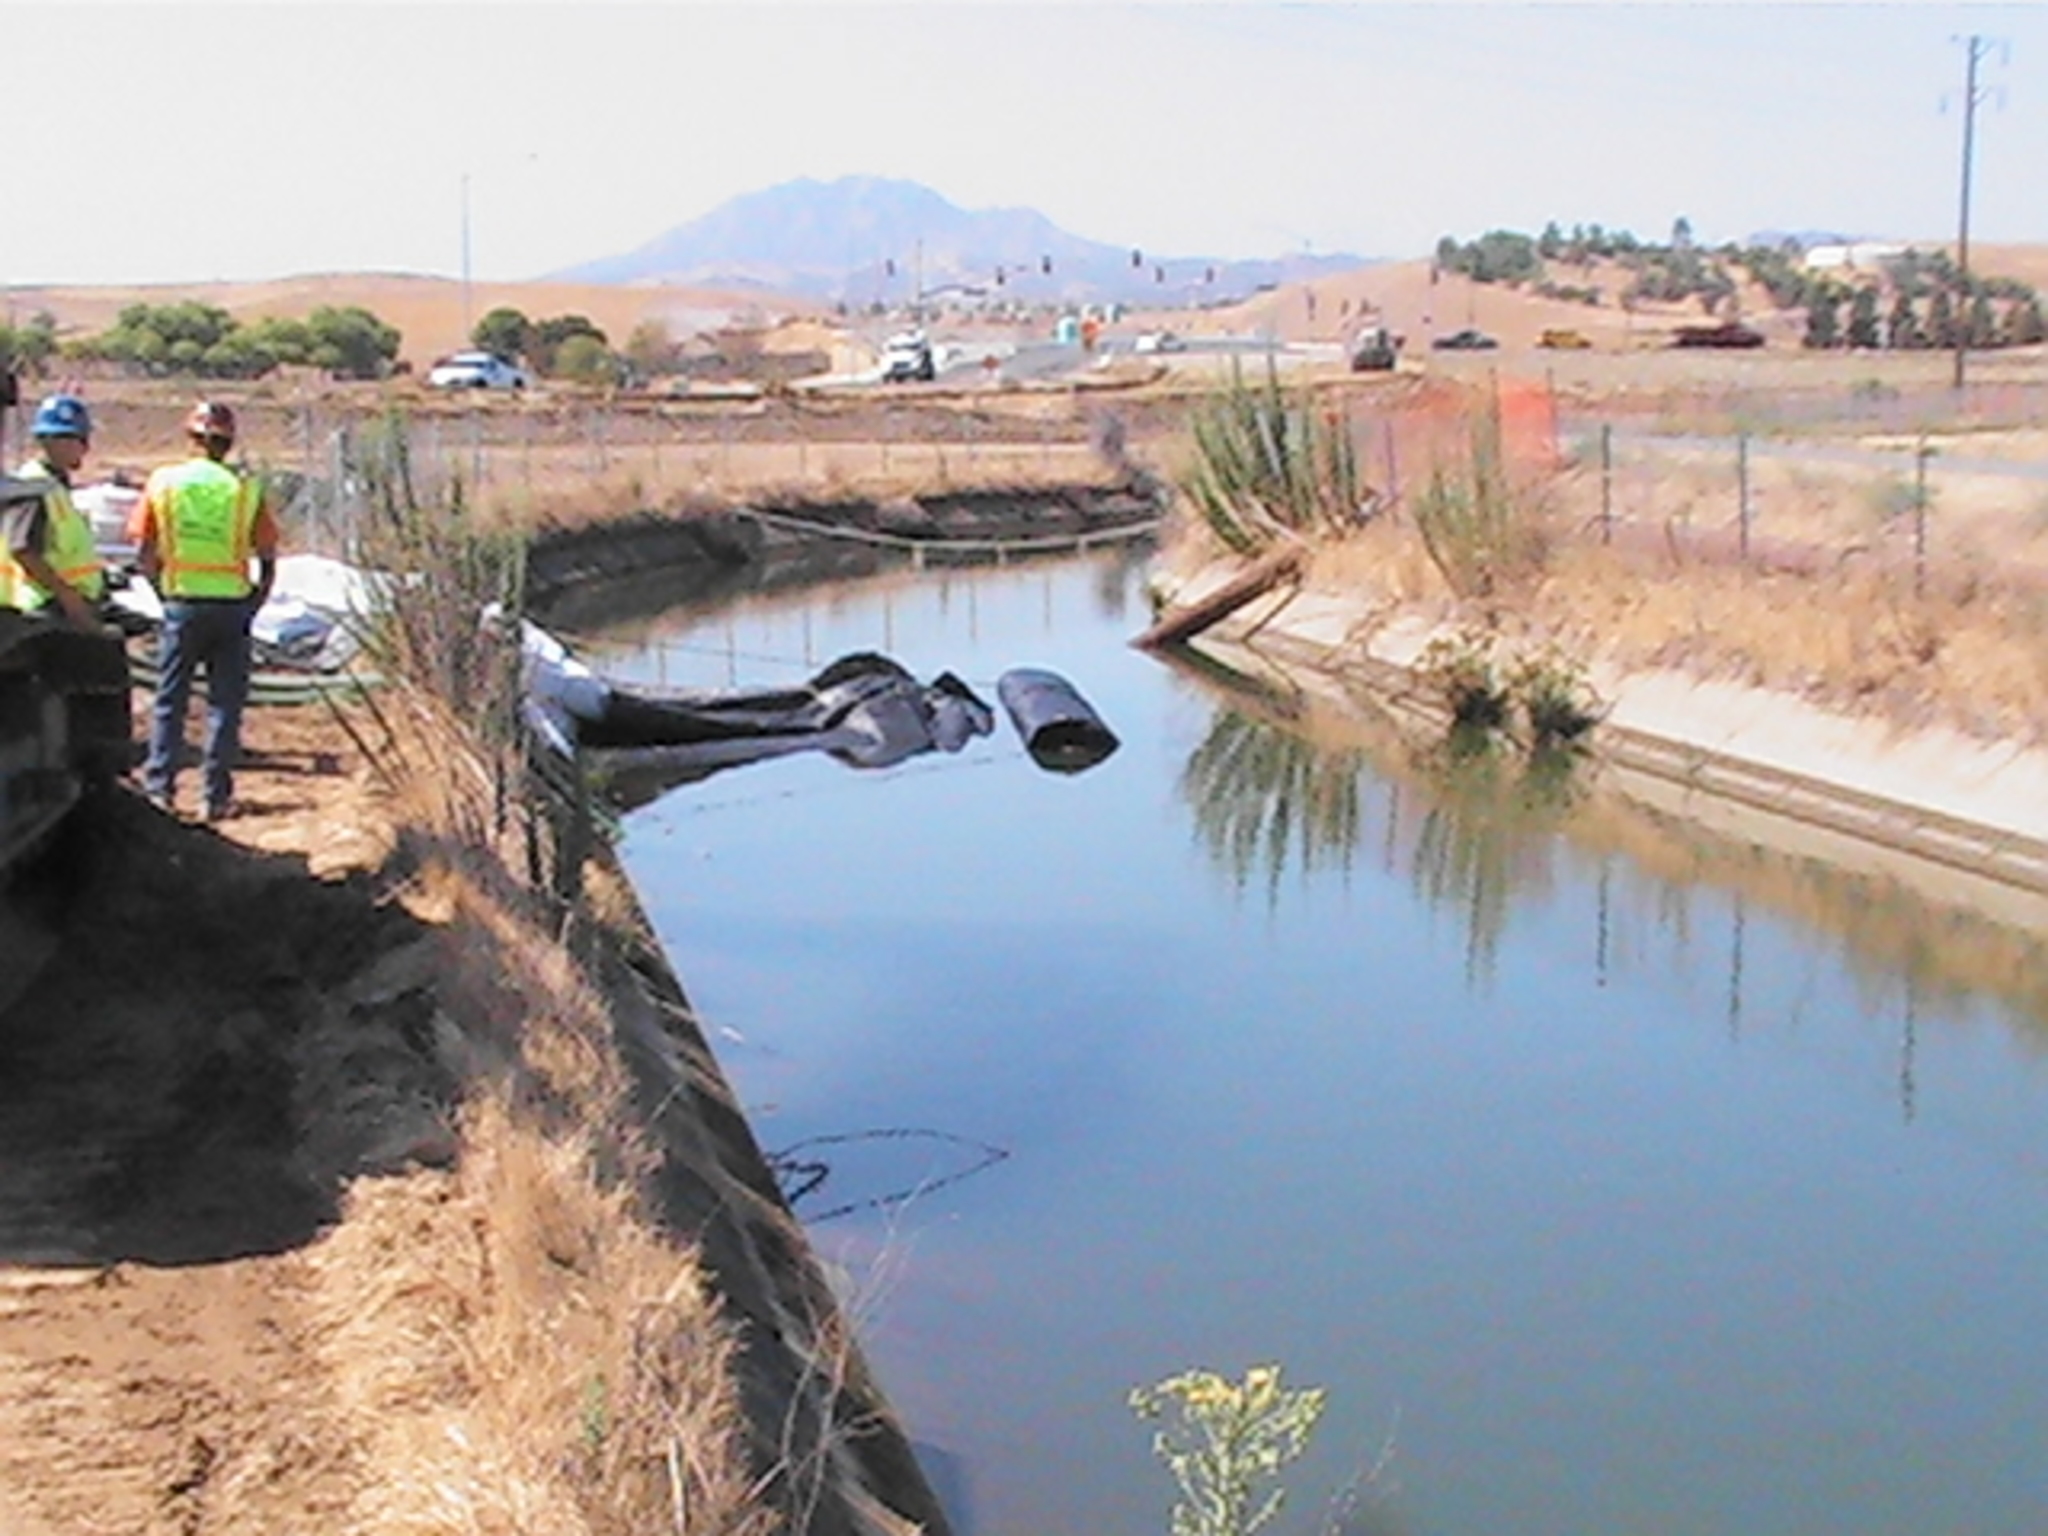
[624,318,682,378]
[0,311,58,374]
[1845,286,1882,349]
[472,305,532,361]
[2005,296,2046,347]
[1671,214,1694,250]
[1537,220,1564,260]
[530,313,608,375]
[1803,287,1841,349]
[552,333,624,388]
[1926,288,1958,349]
[1886,293,1925,350]
[1966,292,1999,349]
[304,305,401,378]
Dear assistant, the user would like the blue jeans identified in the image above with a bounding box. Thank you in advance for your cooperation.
[143,596,256,811]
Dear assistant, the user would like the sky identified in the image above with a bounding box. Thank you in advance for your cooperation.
[4,1,2044,288]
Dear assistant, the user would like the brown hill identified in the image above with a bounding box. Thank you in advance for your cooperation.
[1132,243,2048,352]
[7,273,825,369]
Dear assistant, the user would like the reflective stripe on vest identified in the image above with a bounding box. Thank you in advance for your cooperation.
[3,461,105,610]
[151,458,259,599]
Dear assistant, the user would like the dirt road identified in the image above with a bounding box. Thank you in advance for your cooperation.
[0,712,437,1533]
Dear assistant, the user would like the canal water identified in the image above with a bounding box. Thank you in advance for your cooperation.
[588,550,2048,1536]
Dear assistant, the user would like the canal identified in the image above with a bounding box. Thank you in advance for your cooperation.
[585,549,2048,1536]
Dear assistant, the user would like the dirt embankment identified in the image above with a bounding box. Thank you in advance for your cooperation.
[0,697,945,1535]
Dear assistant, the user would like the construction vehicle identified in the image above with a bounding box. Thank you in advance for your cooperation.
[1539,327,1593,350]
[1672,320,1765,350]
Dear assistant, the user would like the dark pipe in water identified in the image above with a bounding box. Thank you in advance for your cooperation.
[997,668,1119,774]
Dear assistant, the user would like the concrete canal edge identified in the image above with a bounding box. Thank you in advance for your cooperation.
[576,852,951,1536]
[516,483,1166,1536]
[1149,559,2048,928]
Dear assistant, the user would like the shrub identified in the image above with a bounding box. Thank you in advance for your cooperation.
[1129,1365,1325,1536]
[1418,629,1510,729]
[1509,646,1604,746]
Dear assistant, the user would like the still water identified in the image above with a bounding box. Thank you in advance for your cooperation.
[591,551,2048,1536]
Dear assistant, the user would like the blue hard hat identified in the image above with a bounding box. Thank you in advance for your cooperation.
[32,394,92,440]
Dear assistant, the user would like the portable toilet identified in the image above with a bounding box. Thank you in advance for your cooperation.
[1054,314,1080,345]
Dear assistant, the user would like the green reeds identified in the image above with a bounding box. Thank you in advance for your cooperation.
[1411,395,1546,600]
[327,409,534,851]
[1181,364,1367,553]
[348,410,528,732]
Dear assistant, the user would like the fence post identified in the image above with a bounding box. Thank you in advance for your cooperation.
[1913,438,1932,598]
[1599,422,1613,545]
[1383,417,1400,509]
[1736,431,1751,561]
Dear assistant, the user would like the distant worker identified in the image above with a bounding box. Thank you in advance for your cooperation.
[129,401,279,821]
[0,393,108,631]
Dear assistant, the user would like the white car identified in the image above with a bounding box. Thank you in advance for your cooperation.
[878,331,936,384]
[427,350,530,390]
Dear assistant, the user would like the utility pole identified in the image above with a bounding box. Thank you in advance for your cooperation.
[1950,33,1994,390]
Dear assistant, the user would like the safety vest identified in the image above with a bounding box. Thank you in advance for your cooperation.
[0,460,105,612]
[146,458,262,599]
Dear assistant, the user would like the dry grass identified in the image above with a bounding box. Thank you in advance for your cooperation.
[279,681,775,1535]
[1311,515,2048,746]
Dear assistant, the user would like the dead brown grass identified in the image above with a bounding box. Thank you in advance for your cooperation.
[277,688,773,1535]
[1302,501,2048,748]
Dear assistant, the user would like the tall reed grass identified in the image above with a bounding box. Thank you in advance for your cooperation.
[1181,366,1369,553]
[1410,397,1548,602]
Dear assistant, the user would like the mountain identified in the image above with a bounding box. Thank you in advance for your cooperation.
[549,175,1371,307]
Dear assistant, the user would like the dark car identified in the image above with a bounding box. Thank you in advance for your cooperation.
[1672,320,1765,350]
[1431,327,1499,352]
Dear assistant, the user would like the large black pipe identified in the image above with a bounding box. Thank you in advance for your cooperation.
[997,668,1119,774]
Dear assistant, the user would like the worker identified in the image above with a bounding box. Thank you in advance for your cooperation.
[0,393,108,630]
[129,401,279,821]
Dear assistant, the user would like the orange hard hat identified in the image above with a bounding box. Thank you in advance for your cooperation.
[186,400,237,442]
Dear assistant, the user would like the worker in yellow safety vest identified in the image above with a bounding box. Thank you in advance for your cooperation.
[0,393,108,630]
[129,400,279,821]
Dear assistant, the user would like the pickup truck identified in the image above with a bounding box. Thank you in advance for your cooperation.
[879,331,936,384]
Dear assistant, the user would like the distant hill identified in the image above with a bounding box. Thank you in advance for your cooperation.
[549,175,1372,307]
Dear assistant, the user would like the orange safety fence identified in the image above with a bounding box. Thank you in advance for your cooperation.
[1324,374,1562,507]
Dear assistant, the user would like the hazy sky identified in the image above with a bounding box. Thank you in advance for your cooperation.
[7,1,2043,287]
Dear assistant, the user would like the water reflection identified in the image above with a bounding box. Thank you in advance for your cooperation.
[1175,641,2048,1050]
[1181,693,1595,982]
[1181,708,1367,900]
